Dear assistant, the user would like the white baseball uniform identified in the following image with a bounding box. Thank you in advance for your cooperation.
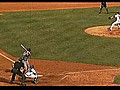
[109,13,120,31]
[25,67,37,78]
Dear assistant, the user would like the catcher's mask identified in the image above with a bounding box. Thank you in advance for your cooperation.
[30,65,34,69]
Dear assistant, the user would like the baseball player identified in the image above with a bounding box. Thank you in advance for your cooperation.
[99,2,109,14]
[108,12,120,33]
[10,58,26,86]
[22,48,31,72]
[25,65,38,84]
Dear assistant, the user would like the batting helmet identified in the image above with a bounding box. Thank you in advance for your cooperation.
[27,48,31,52]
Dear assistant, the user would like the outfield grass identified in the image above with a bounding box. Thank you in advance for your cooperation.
[0,7,120,66]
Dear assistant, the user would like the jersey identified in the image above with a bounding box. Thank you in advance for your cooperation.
[11,61,24,72]
[101,2,107,7]
[23,51,31,61]
[115,14,120,22]
[25,66,37,78]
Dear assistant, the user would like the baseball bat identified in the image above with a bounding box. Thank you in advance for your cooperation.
[21,44,31,56]
[21,44,28,52]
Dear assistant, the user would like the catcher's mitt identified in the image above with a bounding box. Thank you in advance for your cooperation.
[108,17,111,19]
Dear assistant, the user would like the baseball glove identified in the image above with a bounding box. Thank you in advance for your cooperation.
[108,17,111,19]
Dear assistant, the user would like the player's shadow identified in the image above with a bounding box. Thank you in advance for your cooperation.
[0,77,21,85]
[5,69,11,72]
[0,77,10,84]
[4,69,37,84]
[109,11,117,14]
[0,69,21,85]
[99,11,117,14]
[0,69,11,84]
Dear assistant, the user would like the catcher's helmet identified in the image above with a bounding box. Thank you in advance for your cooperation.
[30,65,34,69]
[27,48,31,52]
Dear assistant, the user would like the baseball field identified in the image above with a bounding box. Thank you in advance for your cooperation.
[0,2,120,86]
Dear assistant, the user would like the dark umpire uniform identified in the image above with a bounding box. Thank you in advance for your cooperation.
[99,2,109,14]
[10,58,26,86]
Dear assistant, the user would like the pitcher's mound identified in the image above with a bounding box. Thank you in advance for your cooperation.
[85,26,120,38]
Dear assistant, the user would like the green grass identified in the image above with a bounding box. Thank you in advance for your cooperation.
[113,75,120,84]
[0,6,120,66]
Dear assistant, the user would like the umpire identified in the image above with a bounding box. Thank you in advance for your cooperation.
[9,58,26,86]
[99,2,109,14]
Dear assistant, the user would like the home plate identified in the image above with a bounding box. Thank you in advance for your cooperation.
[38,75,43,77]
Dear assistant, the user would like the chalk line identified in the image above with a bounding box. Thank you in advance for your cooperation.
[0,52,15,63]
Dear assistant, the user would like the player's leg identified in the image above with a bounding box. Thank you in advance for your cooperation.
[26,61,30,71]
[10,73,16,84]
[118,23,120,29]
[22,60,28,71]
[34,77,38,84]
[105,6,109,14]
[99,5,103,14]
[109,21,117,31]
[108,21,119,34]
[29,74,37,78]
[18,71,26,86]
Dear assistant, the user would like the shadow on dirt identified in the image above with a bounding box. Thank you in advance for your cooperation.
[0,77,10,84]
[0,76,21,85]
[5,69,11,72]
[109,11,118,14]
[98,11,118,15]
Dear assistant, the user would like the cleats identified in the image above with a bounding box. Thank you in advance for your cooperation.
[9,81,14,84]
[108,28,112,34]
[20,83,26,86]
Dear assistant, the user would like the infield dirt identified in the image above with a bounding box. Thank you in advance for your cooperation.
[0,2,120,86]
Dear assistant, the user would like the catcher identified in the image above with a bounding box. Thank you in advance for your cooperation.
[108,12,120,33]
[25,65,39,84]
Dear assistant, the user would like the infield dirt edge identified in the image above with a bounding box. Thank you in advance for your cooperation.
[84,26,120,38]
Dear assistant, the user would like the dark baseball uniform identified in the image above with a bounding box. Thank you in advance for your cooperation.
[99,2,109,14]
[10,60,26,85]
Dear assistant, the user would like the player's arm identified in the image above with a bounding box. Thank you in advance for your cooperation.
[27,51,31,55]
[23,50,31,56]
[109,16,115,19]
[111,16,115,19]
[23,51,27,56]
[20,67,25,73]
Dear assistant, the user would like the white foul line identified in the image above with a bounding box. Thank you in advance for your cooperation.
[65,68,120,75]
[0,52,15,63]
[59,68,120,81]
